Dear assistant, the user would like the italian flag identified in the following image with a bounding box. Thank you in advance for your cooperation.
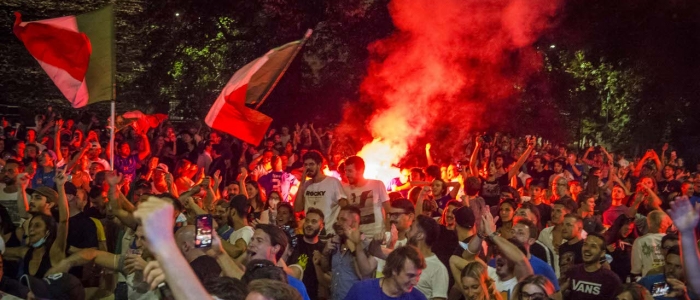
[13,5,115,108]
[206,31,311,145]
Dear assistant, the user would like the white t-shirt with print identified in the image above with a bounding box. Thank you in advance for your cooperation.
[631,232,665,276]
[488,266,518,300]
[302,177,346,234]
[0,183,20,225]
[228,226,255,245]
[342,179,389,237]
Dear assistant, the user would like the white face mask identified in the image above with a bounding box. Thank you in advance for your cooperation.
[176,213,188,224]
[32,231,49,248]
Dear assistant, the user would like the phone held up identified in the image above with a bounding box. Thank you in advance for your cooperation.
[195,214,213,248]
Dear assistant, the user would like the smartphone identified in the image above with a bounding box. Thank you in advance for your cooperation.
[194,214,213,248]
[651,282,669,297]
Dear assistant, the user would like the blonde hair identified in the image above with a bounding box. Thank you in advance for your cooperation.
[461,261,501,300]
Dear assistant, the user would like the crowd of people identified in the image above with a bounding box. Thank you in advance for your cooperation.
[0,111,699,300]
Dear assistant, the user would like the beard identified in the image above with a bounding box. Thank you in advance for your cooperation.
[407,236,419,246]
[303,227,321,239]
[2,176,14,185]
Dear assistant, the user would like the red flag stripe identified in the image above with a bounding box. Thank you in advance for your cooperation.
[13,13,92,82]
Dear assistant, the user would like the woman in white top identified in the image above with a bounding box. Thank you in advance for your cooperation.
[258,191,282,225]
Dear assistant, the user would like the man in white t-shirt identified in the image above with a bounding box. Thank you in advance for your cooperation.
[631,210,672,279]
[0,159,23,225]
[408,215,449,300]
[342,156,389,237]
[223,195,254,259]
[294,150,346,235]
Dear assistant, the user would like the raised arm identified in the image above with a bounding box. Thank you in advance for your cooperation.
[51,170,70,266]
[106,171,138,230]
[165,172,179,198]
[508,137,536,181]
[46,248,120,276]
[425,143,435,166]
[54,120,64,162]
[481,210,532,280]
[137,132,151,161]
[650,150,663,175]
[135,197,214,300]
[238,167,249,199]
[347,226,377,279]
[294,170,308,213]
[469,137,482,177]
[15,173,30,219]
[205,232,245,279]
[309,124,327,155]
[446,181,461,199]
[668,197,700,295]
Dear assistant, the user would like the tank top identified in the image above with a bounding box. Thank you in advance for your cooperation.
[22,246,53,279]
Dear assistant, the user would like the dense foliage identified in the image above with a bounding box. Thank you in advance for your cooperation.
[2,0,700,160]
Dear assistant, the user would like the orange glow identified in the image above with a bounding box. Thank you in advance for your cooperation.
[357,139,402,186]
[341,0,561,170]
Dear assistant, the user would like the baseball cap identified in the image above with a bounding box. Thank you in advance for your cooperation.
[89,141,101,149]
[155,163,168,173]
[453,206,475,229]
[21,273,85,300]
[25,186,58,204]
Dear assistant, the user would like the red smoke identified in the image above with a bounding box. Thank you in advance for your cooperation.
[343,0,562,183]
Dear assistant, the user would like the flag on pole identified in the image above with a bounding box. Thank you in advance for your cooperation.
[13,5,115,108]
[206,31,311,145]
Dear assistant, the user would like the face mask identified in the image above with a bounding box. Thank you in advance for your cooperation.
[176,213,187,224]
[32,232,49,248]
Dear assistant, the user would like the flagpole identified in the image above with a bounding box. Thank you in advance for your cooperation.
[110,84,115,171]
[254,29,313,110]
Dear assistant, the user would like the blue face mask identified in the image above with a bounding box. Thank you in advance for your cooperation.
[32,232,49,248]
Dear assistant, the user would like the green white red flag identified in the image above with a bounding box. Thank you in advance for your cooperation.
[206,31,311,145]
[13,5,115,108]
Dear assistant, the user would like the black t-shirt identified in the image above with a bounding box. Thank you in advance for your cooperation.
[565,264,621,300]
[558,240,584,278]
[287,235,325,300]
[480,174,509,206]
[657,179,681,208]
[67,212,98,250]
[433,226,458,268]
[609,237,634,282]
[66,212,98,284]
[530,169,554,187]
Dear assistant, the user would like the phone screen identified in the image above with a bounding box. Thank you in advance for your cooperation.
[195,214,213,248]
[651,282,669,297]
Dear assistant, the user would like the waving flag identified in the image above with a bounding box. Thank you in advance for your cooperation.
[206,30,311,145]
[13,5,115,108]
[110,111,168,135]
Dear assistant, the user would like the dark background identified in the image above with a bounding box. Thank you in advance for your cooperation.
[2,0,700,165]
